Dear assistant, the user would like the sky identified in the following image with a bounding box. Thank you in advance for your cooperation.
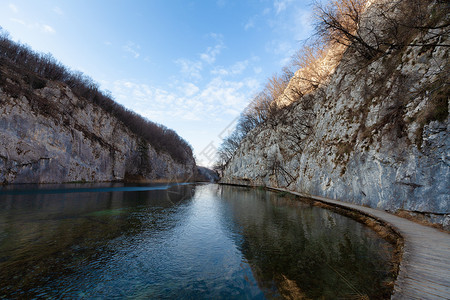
[0,0,315,167]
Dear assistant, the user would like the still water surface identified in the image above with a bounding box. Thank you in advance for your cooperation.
[0,183,394,299]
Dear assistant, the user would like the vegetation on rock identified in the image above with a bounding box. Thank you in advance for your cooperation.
[215,0,449,172]
[0,29,193,164]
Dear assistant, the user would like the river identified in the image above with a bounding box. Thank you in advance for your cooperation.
[0,183,394,299]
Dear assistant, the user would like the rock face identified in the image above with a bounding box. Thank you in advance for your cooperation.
[222,4,449,225]
[0,67,195,184]
[196,166,220,182]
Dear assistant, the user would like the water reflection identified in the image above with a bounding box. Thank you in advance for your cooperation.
[0,184,394,299]
[0,183,196,298]
[218,185,394,299]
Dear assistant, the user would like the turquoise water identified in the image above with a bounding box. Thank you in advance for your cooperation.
[0,183,394,299]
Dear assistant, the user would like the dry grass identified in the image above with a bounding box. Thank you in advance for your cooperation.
[311,200,403,283]
[395,210,448,233]
[275,274,310,300]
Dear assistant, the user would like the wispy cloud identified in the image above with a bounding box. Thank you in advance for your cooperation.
[42,24,55,34]
[200,44,222,64]
[200,34,224,64]
[9,3,18,13]
[10,18,25,25]
[292,8,313,40]
[175,58,203,80]
[10,18,56,34]
[244,18,255,30]
[175,33,227,81]
[123,41,140,58]
[107,74,259,123]
[211,60,249,76]
[262,2,314,67]
[179,82,199,97]
[216,0,226,8]
[53,6,64,15]
[267,40,296,66]
[274,0,293,15]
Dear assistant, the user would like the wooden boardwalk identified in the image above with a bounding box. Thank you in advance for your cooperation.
[271,187,450,299]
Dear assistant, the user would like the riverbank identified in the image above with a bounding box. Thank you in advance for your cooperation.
[220,183,450,299]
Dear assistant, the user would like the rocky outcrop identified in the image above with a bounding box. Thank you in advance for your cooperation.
[195,166,220,182]
[221,3,449,226]
[0,66,195,184]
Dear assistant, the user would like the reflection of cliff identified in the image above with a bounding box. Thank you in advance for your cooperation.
[218,185,395,299]
[0,184,195,298]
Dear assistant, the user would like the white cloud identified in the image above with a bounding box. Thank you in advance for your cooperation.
[264,3,314,67]
[274,41,296,66]
[199,33,224,64]
[216,0,226,7]
[42,24,55,34]
[200,45,221,64]
[123,41,140,58]
[174,33,226,81]
[10,18,56,34]
[267,40,295,65]
[180,82,199,97]
[244,18,255,30]
[53,6,64,15]
[274,0,293,15]
[200,37,224,64]
[9,3,18,13]
[175,58,203,80]
[103,72,261,168]
[292,8,313,40]
[254,66,263,74]
[107,74,259,124]
[211,60,248,76]
[198,77,257,110]
[10,18,25,25]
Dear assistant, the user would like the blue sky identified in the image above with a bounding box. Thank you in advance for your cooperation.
[0,0,314,166]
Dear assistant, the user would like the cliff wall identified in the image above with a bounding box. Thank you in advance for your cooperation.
[222,2,449,226]
[0,64,196,184]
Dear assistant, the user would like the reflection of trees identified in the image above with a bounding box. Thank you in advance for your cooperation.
[218,185,394,299]
[0,183,195,298]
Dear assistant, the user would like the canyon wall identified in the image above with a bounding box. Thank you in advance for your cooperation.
[0,66,196,184]
[222,2,449,225]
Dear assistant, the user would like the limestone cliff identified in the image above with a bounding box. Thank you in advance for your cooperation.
[221,1,449,226]
[0,64,196,184]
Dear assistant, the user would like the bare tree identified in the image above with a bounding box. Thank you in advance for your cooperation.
[313,0,382,59]
[314,0,449,61]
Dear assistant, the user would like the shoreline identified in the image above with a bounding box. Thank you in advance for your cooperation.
[219,182,450,299]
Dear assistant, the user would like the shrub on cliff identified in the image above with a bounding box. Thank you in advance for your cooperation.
[215,0,449,170]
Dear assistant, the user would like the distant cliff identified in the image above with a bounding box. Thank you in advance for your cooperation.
[0,39,195,184]
[221,0,449,226]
